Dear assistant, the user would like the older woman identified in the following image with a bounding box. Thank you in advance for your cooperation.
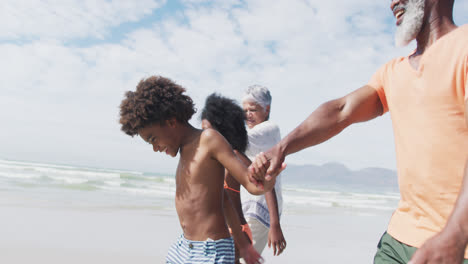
[241,85,286,258]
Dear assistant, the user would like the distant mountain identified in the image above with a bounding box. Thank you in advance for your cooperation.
[281,162,399,193]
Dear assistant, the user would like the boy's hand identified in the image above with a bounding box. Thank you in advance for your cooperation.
[250,150,287,182]
[247,167,264,190]
[239,243,264,264]
[252,152,270,179]
[248,152,270,189]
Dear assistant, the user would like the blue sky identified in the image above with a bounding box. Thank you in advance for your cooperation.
[1,0,467,174]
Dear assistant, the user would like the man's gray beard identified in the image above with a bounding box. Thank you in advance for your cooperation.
[395,0,425,47]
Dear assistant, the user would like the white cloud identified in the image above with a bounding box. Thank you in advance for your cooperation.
[0,0,164,40]
[0,0,467,173]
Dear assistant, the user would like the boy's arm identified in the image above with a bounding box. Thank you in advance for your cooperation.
[203,129,272,194]
[223,190,263,264]
[265,188,286,256]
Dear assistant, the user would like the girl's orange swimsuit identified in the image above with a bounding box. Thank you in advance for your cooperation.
[228,224,253,243]
[224,181,240,193]
[224,180,253,242]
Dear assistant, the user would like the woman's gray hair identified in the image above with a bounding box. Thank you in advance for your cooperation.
[242,84,272,110]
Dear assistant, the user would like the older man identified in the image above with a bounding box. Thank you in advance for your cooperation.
[253,0,468,263]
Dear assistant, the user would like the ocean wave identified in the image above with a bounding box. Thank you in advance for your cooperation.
[0,159,175,198]
[0,159,399,212]
[0,171,40,180]
[282,189,399,211]
[57,183,100,191]
[283,186,341,195]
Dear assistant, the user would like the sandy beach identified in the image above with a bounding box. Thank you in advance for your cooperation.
[0,189,392,264]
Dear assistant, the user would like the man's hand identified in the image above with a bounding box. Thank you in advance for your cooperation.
[248,152,281,192]
[239,243,264,264]
[264,144,287,180]
[268,223,286,256]
[409,227,468,264]
[250,147,287,183]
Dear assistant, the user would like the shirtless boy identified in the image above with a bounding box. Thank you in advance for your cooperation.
[119,76,273,263]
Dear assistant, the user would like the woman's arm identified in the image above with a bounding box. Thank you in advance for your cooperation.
[265,188,286,256]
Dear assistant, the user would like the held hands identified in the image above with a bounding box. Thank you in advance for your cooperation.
[249,144,287,185]
[247,152,270,190]
[239,243,264,264]
[408,227,467,264]
[248,152,279,192]
[263,144,287,181]
[268,223,287,256]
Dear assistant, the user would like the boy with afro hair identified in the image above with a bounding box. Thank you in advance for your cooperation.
[119,76,273,263]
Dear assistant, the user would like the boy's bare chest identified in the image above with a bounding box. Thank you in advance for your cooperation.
[176,149,223,186]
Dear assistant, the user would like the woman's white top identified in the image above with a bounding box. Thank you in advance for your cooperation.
[241,120,283,228]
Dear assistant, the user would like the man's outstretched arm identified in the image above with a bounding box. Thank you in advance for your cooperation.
[409,100,468,264]
[261,85,384,179]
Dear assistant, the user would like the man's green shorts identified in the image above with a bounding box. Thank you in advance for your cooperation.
[374,232,468,264]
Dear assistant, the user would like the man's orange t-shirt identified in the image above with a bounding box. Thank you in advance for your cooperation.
[368,25,468,256]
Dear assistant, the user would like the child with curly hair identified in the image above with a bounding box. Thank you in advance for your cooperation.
[201,93,260,264]
[119,76,272,264]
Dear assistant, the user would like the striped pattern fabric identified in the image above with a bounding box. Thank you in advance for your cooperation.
[166,234,235,264]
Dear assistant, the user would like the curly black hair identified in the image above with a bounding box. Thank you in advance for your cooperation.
[201,93,248,153]
[119,76,196,136]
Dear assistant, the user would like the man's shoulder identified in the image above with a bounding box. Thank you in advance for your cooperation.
[374,56,406,79]
[383,56,406,69]
[426,25,468,65]
[450,25,468,52]
[453,24,468,37]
